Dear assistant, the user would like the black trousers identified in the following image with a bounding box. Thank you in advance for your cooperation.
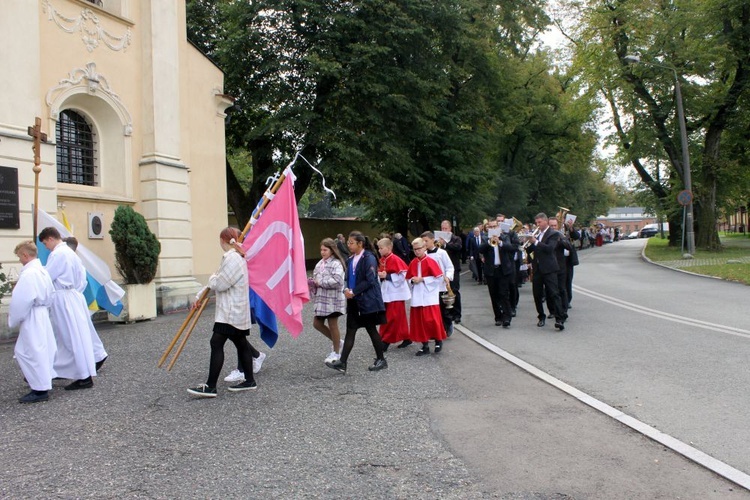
[555,270,568,317]
[533,270,564,322]
[566,264,575,306]
[449,272,461,320]
[486,270,512,323]
[207,331,255,387]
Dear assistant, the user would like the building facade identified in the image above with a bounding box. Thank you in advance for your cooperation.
[0,0,232,333]
[595,207,656,234]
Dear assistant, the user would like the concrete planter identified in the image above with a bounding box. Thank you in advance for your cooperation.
[109,282,157,323]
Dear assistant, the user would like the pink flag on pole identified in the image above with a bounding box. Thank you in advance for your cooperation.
[241,169,310,336]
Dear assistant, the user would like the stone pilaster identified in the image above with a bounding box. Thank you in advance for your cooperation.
[140,0,200,312]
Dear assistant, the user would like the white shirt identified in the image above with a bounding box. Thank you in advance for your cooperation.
[426,247,454,292]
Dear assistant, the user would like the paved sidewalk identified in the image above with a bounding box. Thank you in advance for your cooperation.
[655,255,750,269]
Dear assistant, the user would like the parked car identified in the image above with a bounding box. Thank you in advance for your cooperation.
[638,223,669,238]
[626,231,639,239]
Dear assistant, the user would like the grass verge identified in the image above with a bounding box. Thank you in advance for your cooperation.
[644,234,750,285]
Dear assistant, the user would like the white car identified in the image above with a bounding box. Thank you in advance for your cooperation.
[627,231,639,239]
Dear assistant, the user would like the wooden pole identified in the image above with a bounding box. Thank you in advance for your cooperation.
[27,117,47,239]
[166,296,210,371]
[240,172,287,241]
[160,165,291,371]
[157,288,209,367]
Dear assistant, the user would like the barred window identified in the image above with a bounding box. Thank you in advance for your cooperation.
[56,109,98,186]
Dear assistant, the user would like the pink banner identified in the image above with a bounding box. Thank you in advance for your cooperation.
[242,170,310,336]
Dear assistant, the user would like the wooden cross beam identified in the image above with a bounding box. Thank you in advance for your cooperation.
[28,117,48,239]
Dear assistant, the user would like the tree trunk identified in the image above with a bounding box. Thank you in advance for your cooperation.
[696,130,722,250]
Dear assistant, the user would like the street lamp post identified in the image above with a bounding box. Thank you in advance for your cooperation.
[624,54,695,256]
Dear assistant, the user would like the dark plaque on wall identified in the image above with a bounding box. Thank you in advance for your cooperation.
[0,166,20,229]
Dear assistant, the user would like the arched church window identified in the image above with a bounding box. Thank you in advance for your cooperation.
[56,109,98,186]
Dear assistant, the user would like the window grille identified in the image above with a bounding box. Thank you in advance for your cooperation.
[56,110,98,186]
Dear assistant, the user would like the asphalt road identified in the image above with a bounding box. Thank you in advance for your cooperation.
[1,244,747,498]
[459,238,750,478]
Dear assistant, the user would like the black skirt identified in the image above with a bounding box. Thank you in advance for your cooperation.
[315,312,343,320]
[213,322,250,337]
[346,299,387,330]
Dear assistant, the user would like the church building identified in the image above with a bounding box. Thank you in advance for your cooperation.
[0,0,232,336]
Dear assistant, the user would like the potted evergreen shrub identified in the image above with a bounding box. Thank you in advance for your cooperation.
[108,205,161,322]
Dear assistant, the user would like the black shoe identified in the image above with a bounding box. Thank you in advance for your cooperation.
[454,317,461,324]
[502,321,511,328]
[397,340,413,349]
[415,346,430,356]
[368,358,388,371]
[19,390,48,404]
[64,377,93,391]
[326,359,347,373]
[537,318,546,327]
[95,356,108,372]
[547,314,555,319]
[228,380,257,392]
[495,320,502,326]
[568,303,572,309]
[187,384,217,398]
[555,322,565,331]
[382,342,390,352]
[434,341,443,353]
[511,309,517,317]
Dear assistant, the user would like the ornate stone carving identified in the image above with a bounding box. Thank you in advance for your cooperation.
[46,62,133,136]
[42,0,132,53]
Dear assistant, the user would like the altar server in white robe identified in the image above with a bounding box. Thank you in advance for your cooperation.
[39,227,97,390]
[9,241,57,403]
[64,236,108,370]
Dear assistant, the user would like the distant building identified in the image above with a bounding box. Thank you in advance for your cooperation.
[595,207,656,234]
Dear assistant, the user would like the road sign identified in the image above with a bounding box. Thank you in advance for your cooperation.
[677,190,693,206]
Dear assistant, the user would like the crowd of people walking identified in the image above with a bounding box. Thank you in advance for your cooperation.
[10,212,601,402]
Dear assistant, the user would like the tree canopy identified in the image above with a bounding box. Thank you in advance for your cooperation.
[567,0,750,249]
[187,0,614,232]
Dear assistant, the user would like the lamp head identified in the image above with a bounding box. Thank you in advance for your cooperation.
[623,54,641,64]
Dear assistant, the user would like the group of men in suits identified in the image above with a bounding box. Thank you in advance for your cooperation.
[464,212,579,331]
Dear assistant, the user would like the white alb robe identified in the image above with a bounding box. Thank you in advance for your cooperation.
[46,242,97,380]
[72,252,107,362]
[9,258,57,391]
[426,247,454,292]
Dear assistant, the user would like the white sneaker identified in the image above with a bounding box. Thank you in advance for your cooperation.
[224,369,245,383]
[253,352,266,374]
[324,351,340,363]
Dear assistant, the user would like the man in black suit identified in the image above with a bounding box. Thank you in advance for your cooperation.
[466,226,485,283]
[527,213,565,331]
[564,220,580,308]
[548,218,572,319]
[478,221,518,328]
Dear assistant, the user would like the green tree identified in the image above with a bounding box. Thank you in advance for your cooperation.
[569,0,750,250]
[187,0,612,233]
